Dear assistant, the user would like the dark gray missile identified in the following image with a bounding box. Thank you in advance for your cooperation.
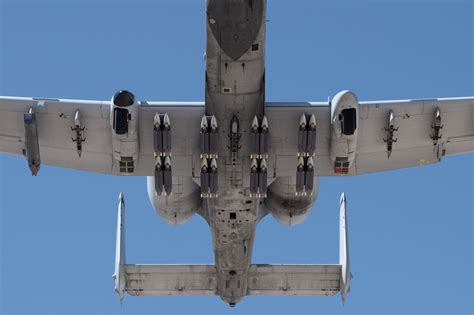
[163,156,172,196]
[304,156,314,193]
[154,157,164,196]
[24,108,41,176]
[298,113,307,156]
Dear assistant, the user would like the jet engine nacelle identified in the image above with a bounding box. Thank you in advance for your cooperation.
[264,176,319,225]
[329,90,359,174]
[147,176,202,225]
[110,90,140,174]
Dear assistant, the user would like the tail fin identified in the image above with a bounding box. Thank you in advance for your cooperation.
[112,193,126,304]
[339,193,352,304]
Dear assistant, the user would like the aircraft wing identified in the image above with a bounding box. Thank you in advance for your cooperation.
[1,95,472,177]
[0,96,203,176]
[266,96,474,176]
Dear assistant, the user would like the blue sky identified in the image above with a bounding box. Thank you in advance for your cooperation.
[0,0,472,314]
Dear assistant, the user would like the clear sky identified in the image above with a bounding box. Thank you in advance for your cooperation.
[0,0,472,314]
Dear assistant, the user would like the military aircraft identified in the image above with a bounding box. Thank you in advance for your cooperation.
[0,0,472,307]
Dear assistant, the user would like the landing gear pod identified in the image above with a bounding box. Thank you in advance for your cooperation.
[110,90,140,174]
[329,91,359,174]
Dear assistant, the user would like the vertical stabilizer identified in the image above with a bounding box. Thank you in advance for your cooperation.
[339,193,352,304]
[112,193,126,304]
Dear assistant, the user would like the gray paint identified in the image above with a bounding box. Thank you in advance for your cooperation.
[0,0,473,308]
[207,0,264,61]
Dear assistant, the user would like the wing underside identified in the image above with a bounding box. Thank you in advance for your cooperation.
[266,97,474,176]
[0,95,472,177]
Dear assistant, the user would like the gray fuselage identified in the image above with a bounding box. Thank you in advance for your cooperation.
[204,0,267,305]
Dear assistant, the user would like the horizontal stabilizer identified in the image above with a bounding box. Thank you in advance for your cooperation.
[124,264,217,296]
[247,264,341,296]
[121,264,341,297]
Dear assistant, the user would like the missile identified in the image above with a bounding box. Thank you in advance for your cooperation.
[72,109,85,157]
[251,115,259,131]
[250,158,258,194]
[430,108,443,146]
[260,158,267,171]
[231,115,239,135]
[154,157,164,196]
[388,111,395,129]
[153,112,161,128]
[296,156,305,195]
[200,158,209,196]
[259,158,268,195]
[210,157,218,170]
[24,108,41,176]
[153,113,163,156]
[309,114,316,129]
[298,113,308,155]
[74,109,81,128]
[251,116,259,156]
[251,157,258,170]
[258,116,268,156]
[201,115,208,131]
[305,157,314,192]
[299,113,307,129]
[163,156,172,196]
[307,114,317,153]
[261,115,268,132]
[209,158,218,195]
[201,158,209,170]
[209,115,218,155]
[162,113,171,153]
[384,110,398,159]
[200,115,209,156]
[210,115,218,130]
[434,108,441,124]
[164,156,171,168]
[163,113,171,130]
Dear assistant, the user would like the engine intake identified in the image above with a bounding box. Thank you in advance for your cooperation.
[329,91,359,174]
[113,90,135,107]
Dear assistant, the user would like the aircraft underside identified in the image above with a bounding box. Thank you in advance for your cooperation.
[0,0,472,308]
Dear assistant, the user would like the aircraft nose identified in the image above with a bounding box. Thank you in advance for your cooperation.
[207,0,264,60]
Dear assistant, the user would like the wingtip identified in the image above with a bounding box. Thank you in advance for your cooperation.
[340,192,346,205]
